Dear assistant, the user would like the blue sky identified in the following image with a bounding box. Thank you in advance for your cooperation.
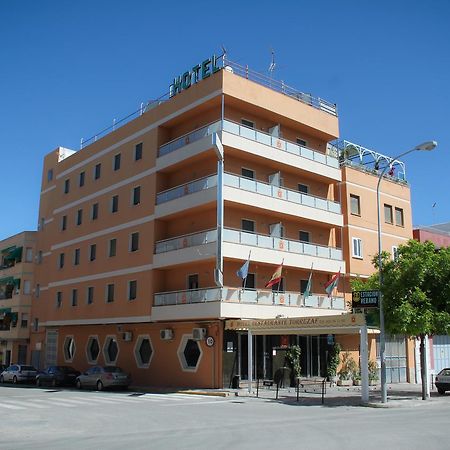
[0,0,448,241]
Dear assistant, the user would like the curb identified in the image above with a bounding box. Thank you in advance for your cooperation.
[177,390,230,397]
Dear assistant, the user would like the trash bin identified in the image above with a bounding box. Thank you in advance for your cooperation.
[232,374,240,389]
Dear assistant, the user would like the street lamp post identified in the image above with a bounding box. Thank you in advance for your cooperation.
[377,140,437,404]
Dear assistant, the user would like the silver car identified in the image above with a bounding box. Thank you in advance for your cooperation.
[0,364,38,384]
[75,366,131,391]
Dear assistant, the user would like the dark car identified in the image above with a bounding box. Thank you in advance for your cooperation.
[435,368,450,395]
[36,366,81,387]
[0,364,38,384]
[76,366,131,391]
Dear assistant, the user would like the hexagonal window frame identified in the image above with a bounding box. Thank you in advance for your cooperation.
[86,335,100,365]
[134,334,154,369]
[177,334,203,373]
[103,335,119,365]
[63,335,76,363]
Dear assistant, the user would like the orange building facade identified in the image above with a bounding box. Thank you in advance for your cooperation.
[28,57,414,387]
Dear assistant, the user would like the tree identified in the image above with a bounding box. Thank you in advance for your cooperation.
[379,240,450,400]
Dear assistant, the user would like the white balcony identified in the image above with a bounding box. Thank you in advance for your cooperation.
[152,287,346,321]
[153,228,344,273]
[157,120,340,180]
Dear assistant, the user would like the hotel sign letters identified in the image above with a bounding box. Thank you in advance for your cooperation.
[169,55,221,97]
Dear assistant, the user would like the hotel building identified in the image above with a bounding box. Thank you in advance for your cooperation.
[0,231,36,367]
[29,56,413,388]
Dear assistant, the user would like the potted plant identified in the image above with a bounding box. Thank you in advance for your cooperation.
[327,342,341,385]
[285,345,301,387]
[353,370,362,386]
[337,351,357,386]
[368,360,379,385]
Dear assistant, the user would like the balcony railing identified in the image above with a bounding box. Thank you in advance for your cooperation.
[158,119,339,169]
[223,228,343,260]
[154,227,342,261]
[156,175,217,205]
[154,287,345,310]
[224,173,341,214]
[155,229,217,254]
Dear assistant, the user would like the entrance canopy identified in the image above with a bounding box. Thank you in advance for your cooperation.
[225,313,366,335]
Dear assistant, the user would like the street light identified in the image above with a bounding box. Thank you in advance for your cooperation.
[377,140,437,403]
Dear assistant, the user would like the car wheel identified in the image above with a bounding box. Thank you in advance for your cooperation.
[76,379,82,390]
[36,378,41,387]
[13,376,18,384]
[437,388,446,395]
[96,380,103,391]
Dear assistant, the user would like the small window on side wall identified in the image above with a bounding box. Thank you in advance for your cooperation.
[350,194,361,216]
[352,237,363,259]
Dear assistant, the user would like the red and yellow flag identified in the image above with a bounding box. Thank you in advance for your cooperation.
[265,264,283,288]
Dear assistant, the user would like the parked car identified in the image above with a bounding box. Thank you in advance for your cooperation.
[0,364,7,372]
[76,366,131,391]
[36,366,81,387]
[435,368,450,395]
[0,364,38,384]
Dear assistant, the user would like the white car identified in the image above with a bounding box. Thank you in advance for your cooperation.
[0,364,38,384]
[435,368,450,395]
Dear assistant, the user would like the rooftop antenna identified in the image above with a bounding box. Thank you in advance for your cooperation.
[221,44,228,66]
[268,48,276,79]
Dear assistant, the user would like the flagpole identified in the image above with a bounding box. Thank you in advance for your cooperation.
[242,251,251,293]
[277,259,284,295]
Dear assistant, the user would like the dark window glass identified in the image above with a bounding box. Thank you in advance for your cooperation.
[74,248,80,266]
[271,278,284,292]
[133,186,141,205]
[350,194,361,215]
[241,219,255,232]
[384,204,393,224]
[298,184,309,194]
[92,203,99,220]
[128,280,137,300]
[135,143,143,161]
[300,279,309,293]
[395,207,404,227]
[114,154,121,171]
[64,179,70,194]
[299,231,310,242]
[90,244,96,261]
[112,195,119,213]
[79,171,85,187]
[107,339,118,362]
[94,163,101,180]
[88,339,99,360]
[87,286,94,305]
[296,138,307,147]
[76,209,83,226]
[56,291,62,308]
[47,169,53,182]
[188,274,199,290]
[107,284,114,303]
[241,168,254,179]
[241,119,254,128]
[139,339,152,364]
[109,239,117,257]
[71,289,78,306]
[130,232,139,252]
[184,340,201,368]
[61,215,67,231]
[245,273,255,289]
[59,253,65,269]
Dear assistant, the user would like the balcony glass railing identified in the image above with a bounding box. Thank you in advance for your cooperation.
[155,229,217,254]
[223,228,343,260]
[224,173,341,214]
[154,287,345,310]
[156,175,217,205]
[158,119,339,169]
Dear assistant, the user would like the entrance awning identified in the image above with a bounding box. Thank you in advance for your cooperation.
[0,307,12,319]
[0,276,14,286]
[1,246,16,255]
[3,247,22,261]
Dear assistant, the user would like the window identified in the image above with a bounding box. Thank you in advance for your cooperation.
[300,279,310,294]
[23,280,31,295]
[296,138,307,147]
[299,231,310,242]
[21,313,28,328]
[71,289,78,307]
[271,278,284,292]
[47,169,53,182]
[37,251,43,264]
[58,253,65,269]
[106,284,115,303]
[91,203,99,220]
[35,284,40,298]
[298,184,309,194]
[74,248,80,266]
[128,280,137,301]
[392,246,399,261]
[94,163,101,180]
[178,335,203,372]
[352,237,363,258]
[109,239,117,257]
[350,194,361,215]
[241,168,254,179]
[135,142,143,161]
[64,179,70,194]
[135,336,154,368]
[76,209,83,226]
[87,337,100,363]
[241,219,255,232]
[132,186,141,206]
[56,291,63,308]
[384,204,393,224]
[25,247,33,262]
[111,195,119,213]
[61,215,67,231]
[89,244,97,262]
[103,337,118,364]
[188,274,199,290]
[87,286,94,305]
[241,118,254,128]
[395,207,404,227]
[114,153,121,171]
[33,318,39,332]
[79,171,85,187]
[64,336,76,361]
[245,273,255,289]
[130,232,139,252]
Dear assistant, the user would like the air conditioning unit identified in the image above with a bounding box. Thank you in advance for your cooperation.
[122,332,133,342]
[192,328,207,341]
[160,329,174,341]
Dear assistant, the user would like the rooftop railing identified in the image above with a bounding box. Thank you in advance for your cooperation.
[154,286,345,310]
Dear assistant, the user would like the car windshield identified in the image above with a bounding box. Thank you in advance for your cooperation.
[103,367,124,373]
[21,366,36,371]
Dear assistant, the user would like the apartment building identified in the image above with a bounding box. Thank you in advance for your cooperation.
[30,55,422,388]
[0,231,36,367]
[338,142,415,382]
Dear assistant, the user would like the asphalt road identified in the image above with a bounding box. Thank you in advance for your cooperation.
[0,384,449,450]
